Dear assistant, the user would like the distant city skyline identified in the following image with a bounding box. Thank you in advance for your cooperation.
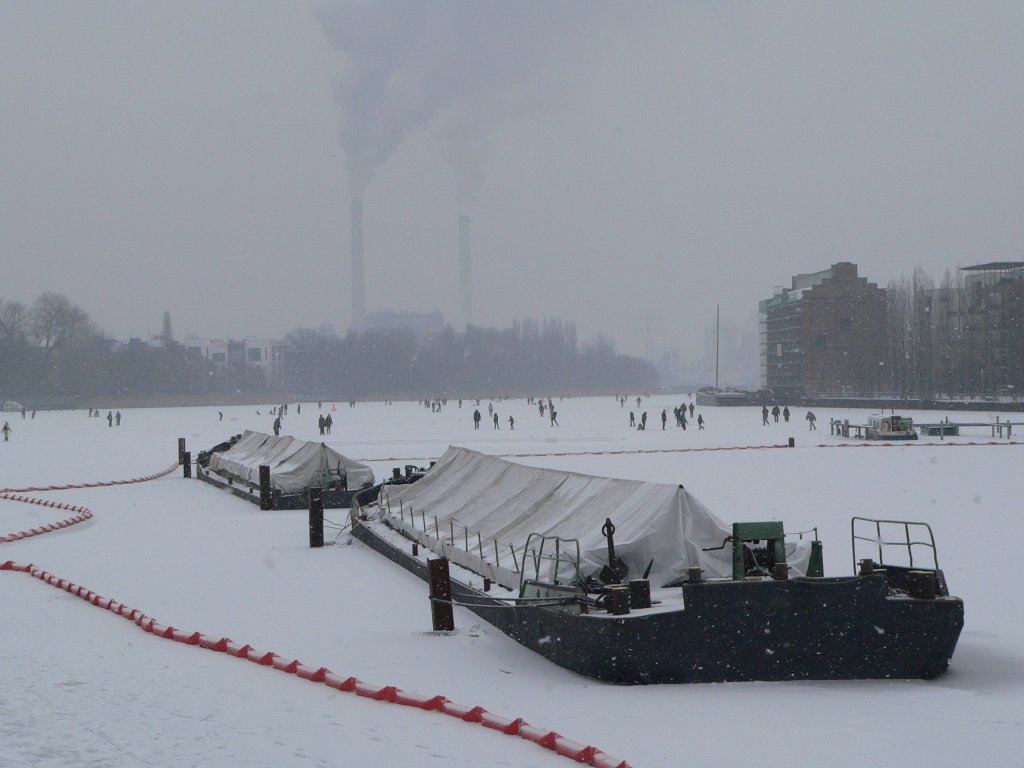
[3,2,1022,360]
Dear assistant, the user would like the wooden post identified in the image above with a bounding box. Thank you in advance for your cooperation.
[259,465,272,510]
[178,437,186,465]
[182,451,191,478]
[308,488,323,548]
[428,558,455,631]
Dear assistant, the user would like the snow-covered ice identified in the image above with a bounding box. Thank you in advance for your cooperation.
[2,398,1022,767]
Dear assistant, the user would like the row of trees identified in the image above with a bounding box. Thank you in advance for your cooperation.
[886,266,1024,397]
[284,317,656,399]
[0,294,657,403]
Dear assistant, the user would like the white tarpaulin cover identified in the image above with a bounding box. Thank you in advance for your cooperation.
[208,430,374,493]
[378,446,812,589]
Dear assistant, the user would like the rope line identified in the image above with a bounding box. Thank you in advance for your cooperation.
[0,560,631,768]
[357,439,1023,464]
[0,463,179,544]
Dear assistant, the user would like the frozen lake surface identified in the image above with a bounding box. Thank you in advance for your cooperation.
[2,396,1022,767]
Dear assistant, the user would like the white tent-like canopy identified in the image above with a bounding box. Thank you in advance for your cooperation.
[208,430,374,493]
[377,447,812,591]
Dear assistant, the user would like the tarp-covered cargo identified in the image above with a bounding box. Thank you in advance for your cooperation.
[378,446,812,590]
[208,430,374,493]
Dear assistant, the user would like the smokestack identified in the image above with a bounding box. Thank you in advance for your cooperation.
[459,215,471,320]
[351,197,365,329]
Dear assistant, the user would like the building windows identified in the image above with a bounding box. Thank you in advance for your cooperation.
[248,348,262,362]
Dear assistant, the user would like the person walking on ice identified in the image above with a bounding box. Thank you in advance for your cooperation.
[661,410,667,430]
[698,414,705,430]
[508,415,515,430]
[2,421,11,442]
[493,412,500,429]
[806,411,817,430]
[783,406,790,423]
[762,405,769,425]
[473,409,481,429]
[549,407,559,426]
[771,405,781,423]
[629,411,635,427]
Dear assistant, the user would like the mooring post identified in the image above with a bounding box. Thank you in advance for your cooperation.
[258,465,272,510]
[182,451,191,478]
[308,487,323,548]
[427,558,455,631]
[788,437,795,448]
[178,437,186,465]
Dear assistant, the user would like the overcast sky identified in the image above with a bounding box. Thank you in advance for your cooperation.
[3,1,1022,358]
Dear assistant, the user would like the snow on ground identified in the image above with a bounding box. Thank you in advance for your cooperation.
[2,397,1023,767]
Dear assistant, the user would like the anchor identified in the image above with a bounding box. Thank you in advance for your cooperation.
[599,517,629,584]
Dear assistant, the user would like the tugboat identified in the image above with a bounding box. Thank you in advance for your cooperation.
[351,447,963,684]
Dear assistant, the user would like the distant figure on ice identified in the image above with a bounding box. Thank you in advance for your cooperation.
[488,402,494,416]
[771,405,781,423]
[688,403,694,418]
[273,416,281,436]
[509,415,515,430]
[636,396,642,407]
[806,411,817,430]
[473,409,481,430]
[219,411,223,421]
[318,414,325,435]
[115,411,122,426]
[539,401,545,417]
[698,414,705,430]
[297,403,301,415]
[762,406,769,426]
[639,412,647,430]
[783,406,790,423]
[493,412,500,429]
[680,412,687,431]
[2,421,10,442]
[549,408,559,426]
[629,411,636,427]
[107,411,113,427]
[661,410,667,430]
[324,414,333,435]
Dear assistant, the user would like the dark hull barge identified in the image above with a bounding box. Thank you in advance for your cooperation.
[354,447,963,685]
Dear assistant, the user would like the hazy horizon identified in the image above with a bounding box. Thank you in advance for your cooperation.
[3,1,1022,360]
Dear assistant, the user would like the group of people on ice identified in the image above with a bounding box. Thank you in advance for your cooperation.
[762,404,816,429]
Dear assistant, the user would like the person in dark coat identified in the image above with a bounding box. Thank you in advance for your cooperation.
[688,402,694,418]
[508,415,515,430]
[273,416,281,436]
[324,413,333,434]
[493,412,500,429]
[629,411,636,427]
[771,405,781,423]
[762,405,769,425]
[318,415,325,435]
[806,411,817,430]
[640,411,647,430]
[2,421,11,442]
[549,408,559,426]
[698,414,705,430]
[783,406,790,422]
[115,411,122,426]
[473,409,481,429]
[661,410,667,430]
[107,411,113,427]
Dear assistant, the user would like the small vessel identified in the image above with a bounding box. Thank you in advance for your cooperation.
[865,414,919,441]
[352,447,962,684]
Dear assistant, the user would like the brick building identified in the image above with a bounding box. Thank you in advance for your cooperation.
[760,262,887,400]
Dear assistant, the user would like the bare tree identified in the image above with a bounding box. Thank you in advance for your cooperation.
[29,293,90,356]
[0,299,30,344]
